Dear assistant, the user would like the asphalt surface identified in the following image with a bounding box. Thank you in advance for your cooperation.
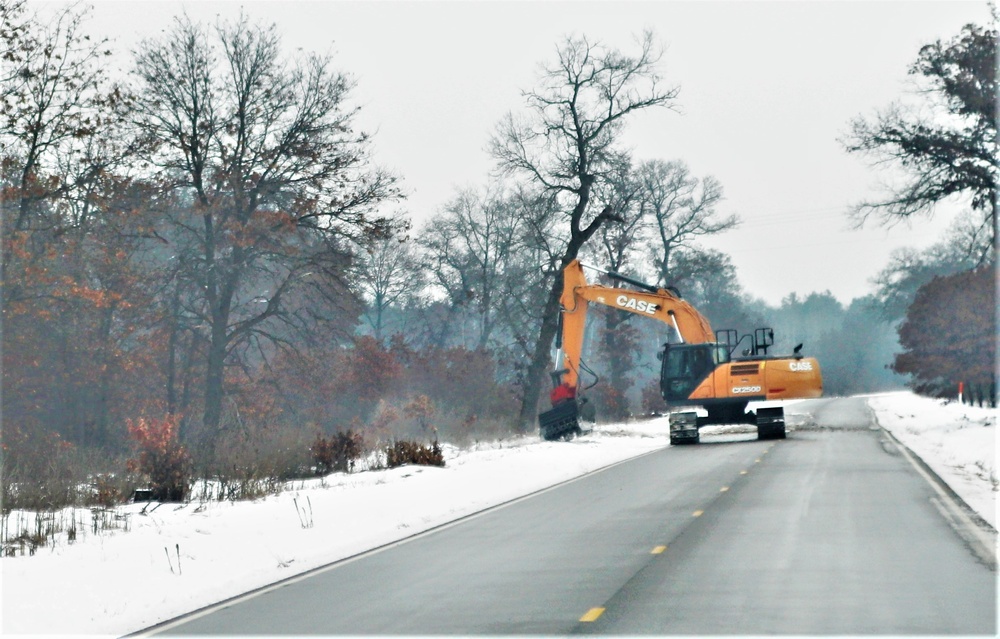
[157,397,997,635]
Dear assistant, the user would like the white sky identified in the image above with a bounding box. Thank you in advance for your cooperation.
[71,0,993,305]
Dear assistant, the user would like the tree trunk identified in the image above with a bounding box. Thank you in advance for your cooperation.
[516,274,564,431]
[202,314,228,454]
[177,331,199,443]
[992,191,998,262]
[202,271,234,457]
[658,243,673,287]
[514,201,606,430]
[166,279,181,415]
[94,302,117,448]
[603,308,633,419]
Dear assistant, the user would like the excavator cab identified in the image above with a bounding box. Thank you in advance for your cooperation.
[660,343,730,402]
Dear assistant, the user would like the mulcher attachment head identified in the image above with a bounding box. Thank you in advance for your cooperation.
[539,400,581,441]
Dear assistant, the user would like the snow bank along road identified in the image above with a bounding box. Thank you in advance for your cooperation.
[150,397,996,636]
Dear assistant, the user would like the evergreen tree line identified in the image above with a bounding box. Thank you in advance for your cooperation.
[2,2,994,506]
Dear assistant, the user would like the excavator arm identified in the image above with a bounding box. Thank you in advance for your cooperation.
[555,259,714,390]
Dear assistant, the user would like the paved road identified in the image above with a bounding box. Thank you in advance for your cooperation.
[158,397,996,635]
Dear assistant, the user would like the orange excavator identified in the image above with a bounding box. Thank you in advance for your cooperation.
[538,260,823,443]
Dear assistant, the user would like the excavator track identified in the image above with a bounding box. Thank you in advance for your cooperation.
[756,406,787,440]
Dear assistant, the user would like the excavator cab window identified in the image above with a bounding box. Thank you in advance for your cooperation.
[660,343,718,402]
[711,344,731,366]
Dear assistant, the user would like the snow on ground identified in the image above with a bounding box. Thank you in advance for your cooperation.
[1,392,995,637]
[1,422,672,637]
[867,391,997,530]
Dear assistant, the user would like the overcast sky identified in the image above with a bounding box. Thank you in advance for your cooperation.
[74,0,992,305]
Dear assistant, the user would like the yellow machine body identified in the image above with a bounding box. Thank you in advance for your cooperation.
[684,357,824,403]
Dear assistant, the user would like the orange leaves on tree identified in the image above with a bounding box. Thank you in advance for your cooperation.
[64,284,126,309]
[127,414,181,454]
[341,336,403,403]
[126,414,191,502]
[219,208,299,250]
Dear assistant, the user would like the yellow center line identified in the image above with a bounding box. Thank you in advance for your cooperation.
[720,486,729,492]
[755,458,761,463]
[740,470,748,475]
[651,545,667,554]
[580,607,605,622]
[692,510,704,517]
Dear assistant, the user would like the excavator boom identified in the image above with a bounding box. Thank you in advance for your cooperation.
[556,259,714,390]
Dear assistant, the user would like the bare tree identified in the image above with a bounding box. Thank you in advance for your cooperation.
[490,31,679,429]
[1,0,29,102]
[487,187,563,383]
[636,159,737,287]
[843,23,997,264]
[355,218,422,342]
[585,153,648,419]
[418,186,527,350]
[1,1,128,314]
[585,153,644,271]
[131,14,399,453]
[871,230,980,323]
[0,2,155,451]
[0,2,119,232]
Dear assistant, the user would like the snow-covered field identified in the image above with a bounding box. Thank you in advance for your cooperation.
[1,392,995,637]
